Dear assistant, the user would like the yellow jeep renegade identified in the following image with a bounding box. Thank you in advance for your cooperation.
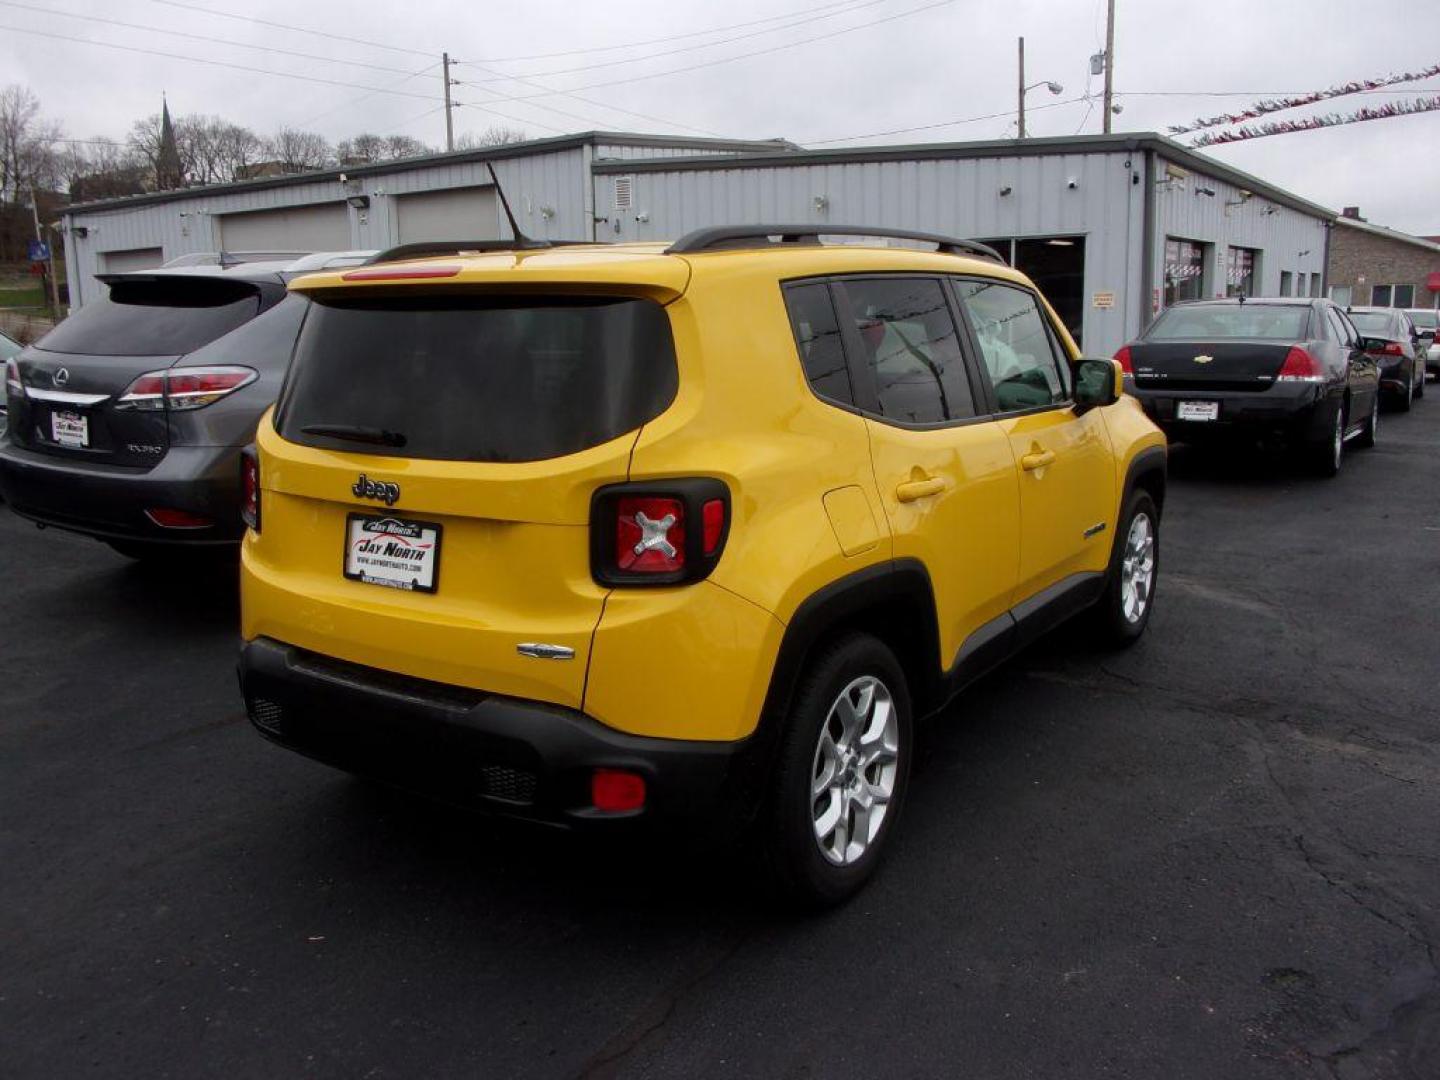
[238,226,1166,905]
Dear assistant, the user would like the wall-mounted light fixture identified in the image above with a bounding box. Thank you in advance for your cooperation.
[813,194,829,213]
[72,225,89,239]
[999,185,1013,197]
[1261,205,1279,216]
[1298,249,1312,258]
[346,194,371,210]
[540,205,555,221]
[1195,186,1217,197]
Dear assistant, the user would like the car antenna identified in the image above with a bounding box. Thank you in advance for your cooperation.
[486,162,546,250]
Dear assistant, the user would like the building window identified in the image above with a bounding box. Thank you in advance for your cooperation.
[1226,246,1258,297]
[1372,285,1391,307]
[1329,285,1353,307]
[1280,271,1293,296]
[1164,238,1205,306]
[1392,284,1416,308]
[1297,273,1308,297]
[1311,276,1322,298]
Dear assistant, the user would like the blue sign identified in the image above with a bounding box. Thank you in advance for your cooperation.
[27,239,50,262]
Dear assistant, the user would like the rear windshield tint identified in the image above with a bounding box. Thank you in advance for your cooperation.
[276,294,678,463]
[1407,310,1436,329]
[38,278,261,356]
[1347,310,1398,334]
[1147,304,1309,341]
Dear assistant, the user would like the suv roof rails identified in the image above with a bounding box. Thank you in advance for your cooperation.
[664,225,1004,262]
[364,240,598,265]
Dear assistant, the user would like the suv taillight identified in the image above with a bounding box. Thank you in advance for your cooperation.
[116,366,257,411]
[1276,347,1324,382]
[5,357,24,399]
[591,480,729,586]
[240,447,260,532]
[1113,345,1134,374]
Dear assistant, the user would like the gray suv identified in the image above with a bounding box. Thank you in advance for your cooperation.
[0,252,370,559]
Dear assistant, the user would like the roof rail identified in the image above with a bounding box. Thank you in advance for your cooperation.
[664,225,1004,262]
[365,239,597,264]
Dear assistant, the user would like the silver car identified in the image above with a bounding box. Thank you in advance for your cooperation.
[1404,308,1440,378]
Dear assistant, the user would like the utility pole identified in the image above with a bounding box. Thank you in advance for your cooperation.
[1102,0,1116,133]
[1017,37,1026,139]
[442,52,455,152]
[27,184,59,317]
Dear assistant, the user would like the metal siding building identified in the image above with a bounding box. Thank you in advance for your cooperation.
[60,131,1331,356]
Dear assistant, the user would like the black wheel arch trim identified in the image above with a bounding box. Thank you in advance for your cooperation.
[1121,445,1167,520]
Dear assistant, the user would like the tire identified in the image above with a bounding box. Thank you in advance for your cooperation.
[1356,392,1379,449]
[1395,372,1412,412]
[1310,402,1345,476]
[1091,490,1159,647]
[1416,371,1425,399]
[758,633,913,908]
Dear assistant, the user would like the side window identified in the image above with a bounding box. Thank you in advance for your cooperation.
[783,283,853,406]
[839,277,975,424]
[1330,308,1358,347]
[1323,308,1346,345]
[954,280,1068,412]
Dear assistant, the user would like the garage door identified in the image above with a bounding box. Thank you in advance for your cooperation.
[219,203,351,253]
[395,186,498,243]
[102,247,165,273]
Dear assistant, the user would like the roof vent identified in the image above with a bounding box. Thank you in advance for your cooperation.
[1341,206,1362,219]
[613,175,633,211]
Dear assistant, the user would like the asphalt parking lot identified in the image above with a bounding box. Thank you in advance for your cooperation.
[3,404,1438,1080]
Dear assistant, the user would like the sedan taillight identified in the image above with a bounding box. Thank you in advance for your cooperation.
[116,366,257,411]
[1276,347,1324,382]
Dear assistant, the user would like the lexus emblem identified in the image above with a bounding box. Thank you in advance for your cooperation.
[53,367,70,387]
[1193,355,1214,365]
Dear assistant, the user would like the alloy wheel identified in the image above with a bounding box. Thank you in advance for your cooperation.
[1120,513,1156,624]
[810,675,899,866]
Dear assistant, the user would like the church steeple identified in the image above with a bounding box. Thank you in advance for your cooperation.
[156,95,183,190]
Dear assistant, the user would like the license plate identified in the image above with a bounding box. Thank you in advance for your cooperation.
[343,514,442,593]
[1177,400,1220,422]
[51,410,89,447]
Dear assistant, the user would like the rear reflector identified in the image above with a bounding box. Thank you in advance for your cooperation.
[591,769,646,813]
[341,265,461,281]
[702,498,725,555]
[1114,345,1134,374]
[145,508,213,529]
[1277,347,1324,382]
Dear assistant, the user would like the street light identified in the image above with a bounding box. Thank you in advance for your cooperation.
[1016,37,1063,139]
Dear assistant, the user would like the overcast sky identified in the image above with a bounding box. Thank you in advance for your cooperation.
[4,0,1438,232]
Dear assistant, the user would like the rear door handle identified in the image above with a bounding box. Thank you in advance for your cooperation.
[1020,449,1057,471]
[895,477,946,502]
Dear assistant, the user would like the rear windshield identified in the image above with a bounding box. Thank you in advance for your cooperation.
[276,294,678,463]
[37,278,261,357]
[0,332,19,361]
[1147,304,1309,341]
[1347,310,1398,334]
[1408,310,1437,329]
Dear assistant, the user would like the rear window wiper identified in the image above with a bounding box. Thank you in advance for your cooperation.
[300,423,407,447]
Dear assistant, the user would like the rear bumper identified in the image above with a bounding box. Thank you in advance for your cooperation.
[238,636,755,827]
[1127,381,1338,444]
[0,440,244,544]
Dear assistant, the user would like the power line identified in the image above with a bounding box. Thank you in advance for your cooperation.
[457,0,892,80]
[455,102,567,136]
[463,0,890,63]
[0,23,445,103]
[292,61,441,131]
[450,0,960,105]
[805,96,1087,145]
[0,0,419,74]
[147,0,433,58]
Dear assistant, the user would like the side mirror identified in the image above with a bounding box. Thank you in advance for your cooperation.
[1074,357,1123,409]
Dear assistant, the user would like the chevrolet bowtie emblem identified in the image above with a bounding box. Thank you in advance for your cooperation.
[1193,354,1214,364]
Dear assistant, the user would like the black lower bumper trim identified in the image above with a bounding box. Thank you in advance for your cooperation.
[238,637,752,826]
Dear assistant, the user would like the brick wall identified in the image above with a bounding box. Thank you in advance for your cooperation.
[1327,222,1440,306]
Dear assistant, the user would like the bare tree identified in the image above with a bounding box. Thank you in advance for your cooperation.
[59,138,147,201]
[455,126,528,150]
[383,134,431,160]
[337,132,433,164]
[264,128,332,172]
[0,84,62,205]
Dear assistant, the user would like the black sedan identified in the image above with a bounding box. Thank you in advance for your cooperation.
[1116,298,1381,477]
[1347,306,1425,409]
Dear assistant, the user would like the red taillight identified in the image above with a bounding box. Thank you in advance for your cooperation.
[591,769,646,813]
[145,507,213,529]
[616,496,685,573]
[1277,347,1323,382]
[592,481,730,586]
[240,448,260,532]
[341,265,461,281]
[1114,345,1134,374]
[4,357,23,398]
[116,366,256,411]
[1377,341,1404,356]
[702,498,725,555]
